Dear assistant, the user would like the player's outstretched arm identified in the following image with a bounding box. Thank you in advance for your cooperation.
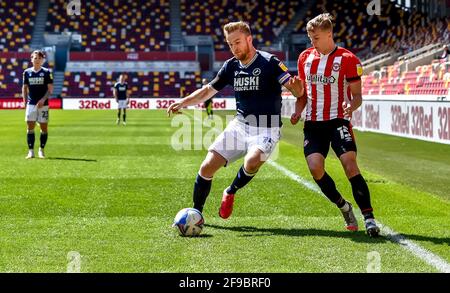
[167,85,217,117]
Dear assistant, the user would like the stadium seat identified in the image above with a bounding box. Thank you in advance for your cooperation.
[180,0,307,50]
[46,0,171,52]
[61,71,202,98]
[0,1,36,52]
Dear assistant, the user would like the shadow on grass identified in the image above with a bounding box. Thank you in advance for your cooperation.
[205,224,382,243]
[205,224,450,245]
[47,157,97,162]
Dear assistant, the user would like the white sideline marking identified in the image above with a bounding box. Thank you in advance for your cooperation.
[268,160,450,273]
[184,111,450,273]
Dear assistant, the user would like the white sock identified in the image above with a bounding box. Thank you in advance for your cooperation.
[339,201,350,212]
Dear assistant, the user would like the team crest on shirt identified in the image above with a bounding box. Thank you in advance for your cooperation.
[304,139,309,147]
[252,68,261,76]
[332,62,341,72]
[39,72,44,77]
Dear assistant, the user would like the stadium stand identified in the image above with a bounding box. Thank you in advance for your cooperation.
[61,71,202,98]
[0,0,448,99]
[362,59,450,96]
[0,56,53,98]
[0,1,37,52]
[45,0,171,51]
[293,0,450,59]
[180,0,307,50]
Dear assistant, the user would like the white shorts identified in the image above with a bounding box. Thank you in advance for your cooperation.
[208,118,281,165]
[118,100,128,109]
[25,104,49,123]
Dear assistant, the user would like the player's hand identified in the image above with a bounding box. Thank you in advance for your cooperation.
[167,102,183,117]
[342,101,353,116]
[37,99,45,108]
[286,75,304,98]
[290,112,301,125]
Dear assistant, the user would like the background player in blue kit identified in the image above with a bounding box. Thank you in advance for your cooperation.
[202,78,214,119]
[168,21,303,218]
[113,74,130,125]
[22,50,53,159]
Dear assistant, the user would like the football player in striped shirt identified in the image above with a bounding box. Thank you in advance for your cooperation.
[291,13,380,237]
[22,50,53,159]
[202,78,214,119]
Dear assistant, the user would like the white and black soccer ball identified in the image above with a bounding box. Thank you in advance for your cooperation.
[173,208,204,237]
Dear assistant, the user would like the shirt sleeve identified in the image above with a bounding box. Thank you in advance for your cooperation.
[297,51,307,81]
[344,53,363,83]
[23,70,29,86]
[45,69,54,84]
[270,56,291,85]
[210,60,231,91]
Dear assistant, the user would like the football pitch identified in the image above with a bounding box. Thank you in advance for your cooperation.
[0,109,449,272]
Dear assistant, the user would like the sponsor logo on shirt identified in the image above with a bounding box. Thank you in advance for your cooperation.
[28,77,45,85]
[234,76,260,91]
[306,74,336,84]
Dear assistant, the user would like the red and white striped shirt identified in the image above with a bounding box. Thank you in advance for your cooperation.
[297,46,363,121]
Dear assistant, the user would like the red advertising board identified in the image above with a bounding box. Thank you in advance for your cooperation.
[0,98,62,109]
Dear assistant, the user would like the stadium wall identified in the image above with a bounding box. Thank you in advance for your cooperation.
[281,95,450,145]
[61,97,235,110]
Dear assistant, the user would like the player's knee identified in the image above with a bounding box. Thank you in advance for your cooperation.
[244,157,261,173]
[199,159,218,178]
[308,162,324,179]
[244,159,260,173]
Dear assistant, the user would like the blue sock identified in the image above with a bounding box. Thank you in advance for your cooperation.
[227,166,257,194]
[40,132,48,148]
[27,130,35,149]
[193,174,212,212]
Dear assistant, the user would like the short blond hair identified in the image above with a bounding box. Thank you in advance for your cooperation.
[223,21,251,36]
[306,13,334,32]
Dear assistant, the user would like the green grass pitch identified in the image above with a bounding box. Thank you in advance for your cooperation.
[0,109,448,272]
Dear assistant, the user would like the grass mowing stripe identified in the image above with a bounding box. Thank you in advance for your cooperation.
[267,160,450,273]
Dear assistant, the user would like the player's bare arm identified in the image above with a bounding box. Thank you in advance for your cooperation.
[167,85,217,117]
[343,80,362,116]
[284,75,304,98]
[290,91,307,125]
[126,89,130,104]
[22,84,29,105]
[37,84,53,108]
[113,88,118,102]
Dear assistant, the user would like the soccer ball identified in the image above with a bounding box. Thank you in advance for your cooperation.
[173,208,204,237]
